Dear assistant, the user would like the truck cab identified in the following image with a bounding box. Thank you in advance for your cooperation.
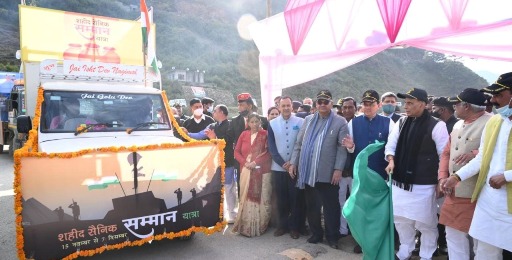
[38,83,181,153]
[16,60,182,153]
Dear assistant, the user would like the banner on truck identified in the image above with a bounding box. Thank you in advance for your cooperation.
[19,5,155,66]
[16,143,223,259]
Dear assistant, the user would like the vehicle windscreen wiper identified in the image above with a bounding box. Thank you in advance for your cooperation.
[126,122,167,134]
[74,122,124,136]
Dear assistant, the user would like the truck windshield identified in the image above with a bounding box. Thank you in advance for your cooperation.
[41,91,172,132]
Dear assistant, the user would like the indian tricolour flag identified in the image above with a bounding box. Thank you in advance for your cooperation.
[140,0,161,81]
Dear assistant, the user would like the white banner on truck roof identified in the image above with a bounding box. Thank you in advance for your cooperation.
[40,60,146,82]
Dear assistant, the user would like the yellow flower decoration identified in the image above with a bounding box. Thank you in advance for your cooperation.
[14,87,227,260]
[76,124,87,134]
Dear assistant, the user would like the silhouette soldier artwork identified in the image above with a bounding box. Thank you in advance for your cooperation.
[127,152,145,178]
[54,206,65,221]
[174,188,183,205]
[68,201,80,221]
[190,188,197,200]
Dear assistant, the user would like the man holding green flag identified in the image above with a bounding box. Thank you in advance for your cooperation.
[341,90,394,254]
[342,141,394,260]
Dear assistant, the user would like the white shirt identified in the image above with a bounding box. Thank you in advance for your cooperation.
[385,117,449,158]
[193,114,206,124]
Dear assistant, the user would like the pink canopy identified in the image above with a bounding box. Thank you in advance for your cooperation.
[250,0,512,112]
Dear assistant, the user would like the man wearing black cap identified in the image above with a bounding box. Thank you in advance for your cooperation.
[201,97,215,117]
[182,98,215,134]
[444,73,512,259]
[296,104,311,119]
[173,103,189,121]
[289,90,349,249]
[292,101,302,114]
[431,96,459,255]
[437,88,492,260]
[385,87,449,260]
[432,97,459,134]
[333,98,344,116]
[341,90,394,254]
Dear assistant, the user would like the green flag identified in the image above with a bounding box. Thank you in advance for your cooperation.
[342,141,394,260]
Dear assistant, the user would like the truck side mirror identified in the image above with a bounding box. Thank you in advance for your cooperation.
[17,115,32,134]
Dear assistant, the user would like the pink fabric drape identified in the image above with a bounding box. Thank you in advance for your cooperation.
[440,0,469,30]
[325,0,362,50]
[285,0,325,55]
[376,0,412,43]
[250,0,512,113]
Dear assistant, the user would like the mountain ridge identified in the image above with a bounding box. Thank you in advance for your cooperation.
[0,0,488,102]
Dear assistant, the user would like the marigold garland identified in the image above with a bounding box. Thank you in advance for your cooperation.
[75,125,87,134]
[162,91,194,142]
[60,222,226,260]
[14,88,228,259]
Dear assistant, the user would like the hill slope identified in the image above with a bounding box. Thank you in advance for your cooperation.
[0,0,488,102]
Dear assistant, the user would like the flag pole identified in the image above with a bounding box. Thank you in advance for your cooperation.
[143,52,147,88]
[388,172,395,260]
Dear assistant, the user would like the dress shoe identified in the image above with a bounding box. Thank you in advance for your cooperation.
[273,228,287,237]
[299,226,310,236]
[307,235,323,244]
[353,244,362,254]
[289,230,300,239]
[438,245,448,255]
[328,241,339,249]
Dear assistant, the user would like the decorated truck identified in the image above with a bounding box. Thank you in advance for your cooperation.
[0,72,23,155]
[14,5,225,260]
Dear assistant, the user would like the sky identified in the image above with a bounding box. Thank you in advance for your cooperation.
[461,58,511,83]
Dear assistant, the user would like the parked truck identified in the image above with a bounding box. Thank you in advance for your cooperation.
[14,5,225,260]
[0,72,23,154]
[16,60,182,152]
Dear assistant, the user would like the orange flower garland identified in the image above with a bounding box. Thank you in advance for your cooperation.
[14,88,227,259]
[162,91,194,142]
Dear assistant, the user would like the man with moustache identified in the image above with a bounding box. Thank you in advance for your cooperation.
[341,97,357,122]
[336,96,357,240]
[289,90,349,249]
[385,88,449,260]
[444,73,512,258]
[437,88,492,260]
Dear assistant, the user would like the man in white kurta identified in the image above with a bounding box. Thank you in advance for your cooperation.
[444,72,512,259]
[385,88,449,260]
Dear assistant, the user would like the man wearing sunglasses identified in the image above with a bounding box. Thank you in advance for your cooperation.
[289,90,349,249]
[444,72,512,259]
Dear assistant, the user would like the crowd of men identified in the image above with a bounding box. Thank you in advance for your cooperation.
[169,72,512,260]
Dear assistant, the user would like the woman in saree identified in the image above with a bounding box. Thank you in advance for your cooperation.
[233,113,272,237]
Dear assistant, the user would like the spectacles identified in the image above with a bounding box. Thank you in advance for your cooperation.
[317,99,330,106]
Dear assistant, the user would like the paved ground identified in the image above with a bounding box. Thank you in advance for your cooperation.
[0,147,448,260]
